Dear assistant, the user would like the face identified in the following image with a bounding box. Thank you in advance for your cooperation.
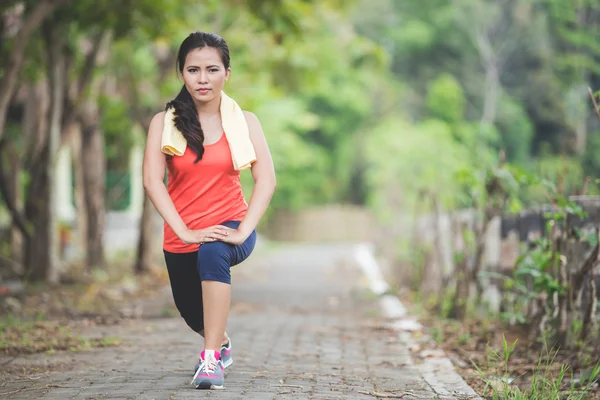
[182,47,230,104]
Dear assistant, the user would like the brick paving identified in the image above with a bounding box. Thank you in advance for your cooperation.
[0,243,480,399]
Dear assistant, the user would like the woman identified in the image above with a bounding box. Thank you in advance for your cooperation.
[142,31,275,390]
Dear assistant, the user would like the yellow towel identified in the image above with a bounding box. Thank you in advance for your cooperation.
[161,91,257,170]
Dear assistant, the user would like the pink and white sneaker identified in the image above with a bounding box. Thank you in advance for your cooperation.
[220,339,233,368]
[191,350,224,389]
[194,339,232,372]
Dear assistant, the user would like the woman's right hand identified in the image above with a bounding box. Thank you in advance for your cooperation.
[177,225,231,245]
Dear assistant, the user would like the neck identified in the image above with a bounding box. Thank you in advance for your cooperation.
[194,92,221,116]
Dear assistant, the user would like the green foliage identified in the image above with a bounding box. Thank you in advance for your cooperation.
[365,116,474,215]
[426,74,466,124]
[16,0,596,218]
[495,96,534,164]
[253,98,330,210]
[543,0,600,78]
[531,156,587,199]
[53,0,174,38]
[582,128,600,178]
[510,236,563,300]
[5,0,600,260]
[99,96,135,172]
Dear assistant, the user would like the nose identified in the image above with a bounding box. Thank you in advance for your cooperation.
[198,70,208,83]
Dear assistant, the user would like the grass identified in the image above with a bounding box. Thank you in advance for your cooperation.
[0,315,121,356]
[0,256,172,357]
[474,335,600,399]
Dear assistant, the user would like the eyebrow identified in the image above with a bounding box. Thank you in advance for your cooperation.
[186,65,221,69]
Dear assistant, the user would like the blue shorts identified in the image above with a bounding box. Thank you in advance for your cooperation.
[164,220,256,285]
[195,220,256,284]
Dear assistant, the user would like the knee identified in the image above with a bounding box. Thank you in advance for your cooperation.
[180,312,204,333]
[171,298,204,332]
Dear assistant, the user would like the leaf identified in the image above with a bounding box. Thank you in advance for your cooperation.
[584,231,599,247]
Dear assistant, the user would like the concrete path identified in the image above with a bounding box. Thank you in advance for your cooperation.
[0,243,480,399]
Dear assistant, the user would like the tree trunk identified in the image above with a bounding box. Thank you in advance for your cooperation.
[0,84,49,278]
[80,101,106,269]
[7,144,22,272]
[0,0,68,143]
[471,216,491,304]
[452,221,471,320]
[481,63,500,128]
[0,139,24,278]
[23,23,65,283]
[23,143,53,281]
[575,101,588,154]
[69,123,88,257]
[422,195,444,295]
[580,275,596,343]
[135,194,154,274]
[63,32,111,270]
[454,265,470,320]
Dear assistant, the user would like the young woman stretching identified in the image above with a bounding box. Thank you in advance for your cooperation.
[142,31,276,390]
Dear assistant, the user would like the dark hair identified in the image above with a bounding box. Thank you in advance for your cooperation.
[165,32,231,163]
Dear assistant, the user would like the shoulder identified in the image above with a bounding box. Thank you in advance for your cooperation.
[243,110,260,125]
[150,111,167,126]
[243,110,263,133]
[147,111,167,135]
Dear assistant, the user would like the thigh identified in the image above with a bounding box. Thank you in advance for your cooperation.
[196,224,256,283]
[219,220,257,267]
[197,240,233,284]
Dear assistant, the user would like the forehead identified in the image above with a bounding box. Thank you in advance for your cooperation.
[184,47,224,67]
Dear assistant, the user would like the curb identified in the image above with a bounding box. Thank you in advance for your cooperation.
[354,243,482,399]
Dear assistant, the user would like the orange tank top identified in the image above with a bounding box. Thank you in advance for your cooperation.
[163,133,248,253]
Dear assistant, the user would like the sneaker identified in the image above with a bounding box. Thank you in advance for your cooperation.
[194,339,232,372]
[191,350,224,389]
[220,339,233,368]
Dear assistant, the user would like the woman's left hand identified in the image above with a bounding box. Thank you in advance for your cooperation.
[220,228,249,246]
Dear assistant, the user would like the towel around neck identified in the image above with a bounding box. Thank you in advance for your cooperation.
[160,91,256,171]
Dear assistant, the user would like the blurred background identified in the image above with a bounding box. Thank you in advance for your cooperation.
[2,0,600,387]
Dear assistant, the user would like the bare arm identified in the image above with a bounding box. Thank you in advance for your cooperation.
[143,112,229,244]
[235,111,276,238]
[143,112,188,236]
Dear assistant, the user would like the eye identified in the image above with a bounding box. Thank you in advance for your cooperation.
[209,68,219,73]
[187,68,198,73]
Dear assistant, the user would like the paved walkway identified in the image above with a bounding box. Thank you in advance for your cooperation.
[0,243,480,399]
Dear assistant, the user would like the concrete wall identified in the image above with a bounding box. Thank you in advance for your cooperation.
[262,205,377,243]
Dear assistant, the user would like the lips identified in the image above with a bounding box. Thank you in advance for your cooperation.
[197,88,210,94]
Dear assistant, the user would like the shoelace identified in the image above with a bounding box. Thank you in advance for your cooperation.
[202,355,218,374]
[190,354,218,384]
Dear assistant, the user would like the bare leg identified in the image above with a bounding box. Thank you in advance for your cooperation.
[198,329,230,346]
[201,280,231,351]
